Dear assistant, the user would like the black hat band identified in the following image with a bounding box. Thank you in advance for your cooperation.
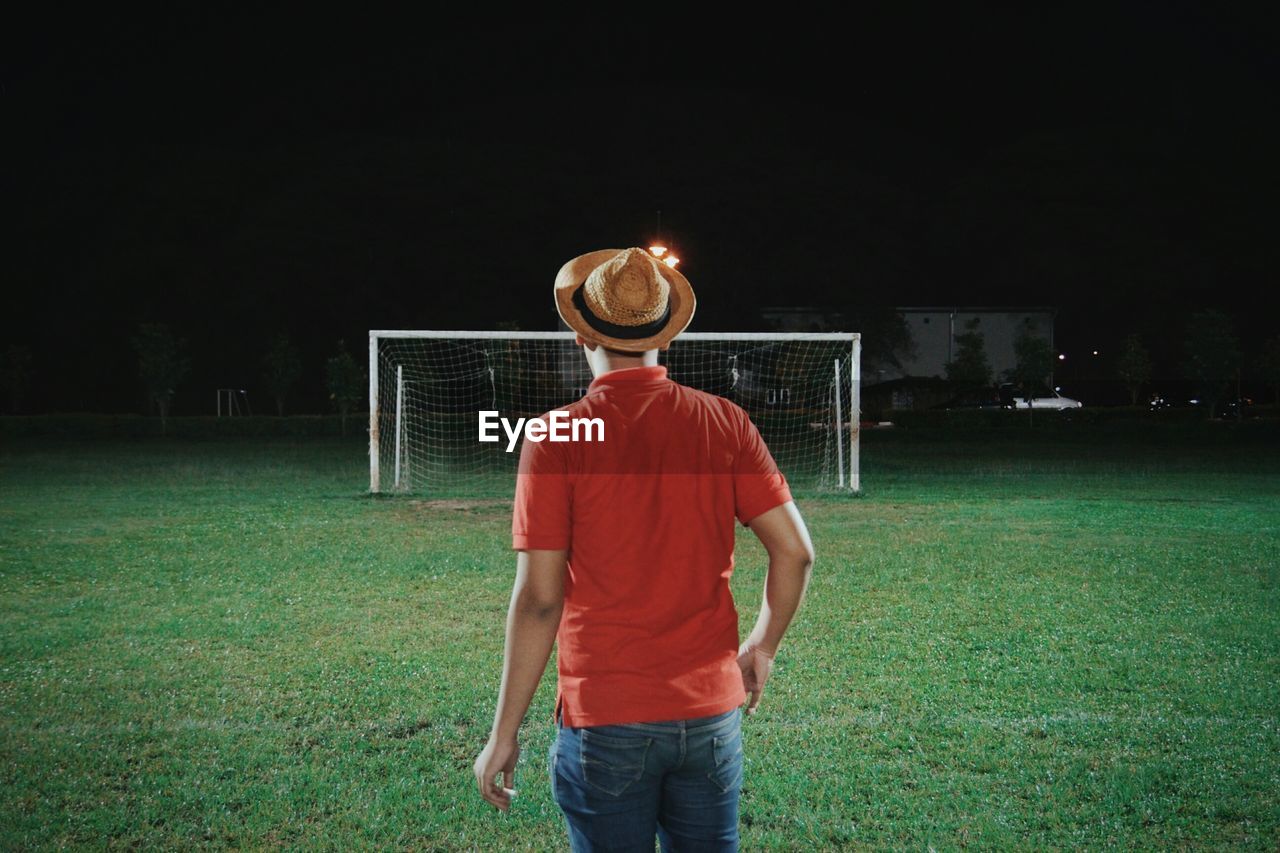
[572,285,672,340]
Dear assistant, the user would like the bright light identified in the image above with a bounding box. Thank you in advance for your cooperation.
[1058,354,1066,361]
[663,255,680,268]
[1092,350,1099,356]
[649,245,668,257]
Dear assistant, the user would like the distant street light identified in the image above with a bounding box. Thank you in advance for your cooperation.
[648,245,680,268]
[1058,353,1066,361]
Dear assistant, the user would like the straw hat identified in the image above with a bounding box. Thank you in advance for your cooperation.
[554,247,696,352]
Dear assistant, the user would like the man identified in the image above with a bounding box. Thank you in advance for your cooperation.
[473,247,815,851]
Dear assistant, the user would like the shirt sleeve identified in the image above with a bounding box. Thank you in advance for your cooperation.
[732,405,793,526]
[512,413,572,550]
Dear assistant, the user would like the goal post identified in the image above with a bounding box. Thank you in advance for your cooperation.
[369,331,860,496]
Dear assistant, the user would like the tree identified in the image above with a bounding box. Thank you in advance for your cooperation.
[0,344,34,413]
[1009,329,1056,424]
[262,334,303,416]
[944,318,992,387]
[1259,336,1280,405]
[131,323,190,433]
[326,339,365,436]
[1115,333,1153,406]
[1010,329,1055,391]
[840,305,916,377]
[1182,310,1240,417]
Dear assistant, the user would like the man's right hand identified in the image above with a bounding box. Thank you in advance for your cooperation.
[737,642,775,715]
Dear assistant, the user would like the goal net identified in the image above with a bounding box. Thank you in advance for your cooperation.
[369,331,860,496]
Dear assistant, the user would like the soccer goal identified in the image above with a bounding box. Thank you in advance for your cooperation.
[369,331,860,496]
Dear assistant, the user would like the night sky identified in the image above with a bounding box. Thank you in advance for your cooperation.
[6,7,1277,414]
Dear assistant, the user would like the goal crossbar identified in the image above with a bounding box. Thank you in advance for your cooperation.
[371,330,855,341]
[369,330,860,494]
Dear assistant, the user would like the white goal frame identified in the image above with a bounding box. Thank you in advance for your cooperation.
[369,330,861,493]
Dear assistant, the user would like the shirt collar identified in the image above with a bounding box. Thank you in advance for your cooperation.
[587,365,669,392]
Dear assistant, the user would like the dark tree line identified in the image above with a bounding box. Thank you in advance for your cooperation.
[122,324,365,427]
[3,310,1276,418]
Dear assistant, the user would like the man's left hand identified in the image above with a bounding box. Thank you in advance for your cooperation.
[473,734,520,812]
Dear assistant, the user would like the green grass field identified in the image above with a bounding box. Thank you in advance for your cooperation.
[2,434,1277,849]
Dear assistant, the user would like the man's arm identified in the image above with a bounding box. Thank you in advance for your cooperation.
[738,500,815,714]
[473,548,567,812]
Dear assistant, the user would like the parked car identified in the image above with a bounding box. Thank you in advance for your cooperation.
[1022,390,1083,411]
[998,383,1083,410]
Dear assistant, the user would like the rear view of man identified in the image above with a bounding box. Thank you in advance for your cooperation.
[473,247,815,851]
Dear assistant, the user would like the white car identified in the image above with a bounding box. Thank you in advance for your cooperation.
[1012,390,1082,410]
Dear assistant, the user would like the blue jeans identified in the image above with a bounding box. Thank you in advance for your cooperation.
[549,707,744,852]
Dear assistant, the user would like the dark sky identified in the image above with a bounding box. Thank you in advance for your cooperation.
[5,7,1277,412]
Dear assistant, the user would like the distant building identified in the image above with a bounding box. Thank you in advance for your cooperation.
[886,306,1056,383]
[761,305,1056,385]
[757,304,1057,418]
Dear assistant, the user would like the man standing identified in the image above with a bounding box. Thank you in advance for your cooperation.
[473,247,815,851]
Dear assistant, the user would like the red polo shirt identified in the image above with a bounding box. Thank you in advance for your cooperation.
[511,364,793,728]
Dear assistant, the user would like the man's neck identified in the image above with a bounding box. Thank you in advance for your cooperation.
[586,347,660,378]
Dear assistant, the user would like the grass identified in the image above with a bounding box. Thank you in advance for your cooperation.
[1,434,1277,849]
